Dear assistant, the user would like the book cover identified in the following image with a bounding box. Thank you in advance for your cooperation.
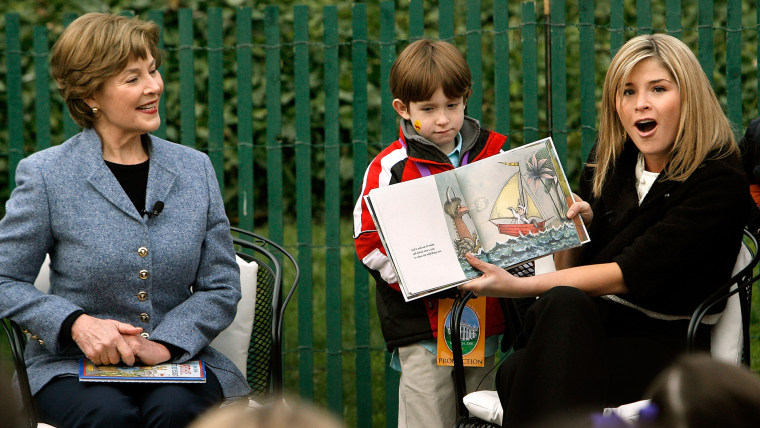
[79,359,207,383]
[365,137,589,301]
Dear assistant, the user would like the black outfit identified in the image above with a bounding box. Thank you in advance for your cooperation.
[496,141,751,427]
[36,369,221,428]
[105,158,149,215]
[737,116,760,234]
[738,116,760,184]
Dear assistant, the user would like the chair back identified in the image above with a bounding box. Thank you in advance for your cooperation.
[688,229,760,365]
[229,227,299,398]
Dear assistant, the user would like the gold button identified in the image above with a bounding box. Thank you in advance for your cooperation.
[140,332,150,339]
[30,334,39,340]
[138,247,148,257]
[139,270,149,280]
[38,339,44,345]
[23,329,30,334]
[137,291,148,301]
[140,313,150,322]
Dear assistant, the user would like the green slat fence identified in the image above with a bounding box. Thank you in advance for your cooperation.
[3,1,760,426]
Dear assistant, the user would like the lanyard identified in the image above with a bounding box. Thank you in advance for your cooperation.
[400,137,471,178]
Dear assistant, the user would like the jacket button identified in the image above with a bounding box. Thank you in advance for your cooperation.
[138,247,148,257]
[137,291,148,301]
[139,270,149,280]
[140,313,150,322]
[38,339,44,345]
[140,332,150,339]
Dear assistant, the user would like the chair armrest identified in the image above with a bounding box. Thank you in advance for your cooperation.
[2,319,36,427]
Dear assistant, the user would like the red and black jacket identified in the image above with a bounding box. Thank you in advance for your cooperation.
[353,116,509,351]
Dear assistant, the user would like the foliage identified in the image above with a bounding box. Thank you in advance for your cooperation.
[3,1,759,218]
[3,2,760,426]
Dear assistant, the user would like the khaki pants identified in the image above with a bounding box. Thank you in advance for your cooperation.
[397,343,496,428]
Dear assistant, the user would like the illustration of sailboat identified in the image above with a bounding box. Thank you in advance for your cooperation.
[489,162,547,237]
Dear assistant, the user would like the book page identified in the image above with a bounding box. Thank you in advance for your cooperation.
[453,138,589,269]
[367,174,467,300]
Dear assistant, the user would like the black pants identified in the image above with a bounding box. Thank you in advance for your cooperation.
[35,367,222,428]
[496,286,710,427]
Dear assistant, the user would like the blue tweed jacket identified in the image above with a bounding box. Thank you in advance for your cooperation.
[0,128,250,397]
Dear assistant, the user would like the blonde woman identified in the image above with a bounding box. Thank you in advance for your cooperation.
[460,34,752,426]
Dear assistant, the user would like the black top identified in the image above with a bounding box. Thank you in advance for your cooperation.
[578,141,749,315]
[105,159,149,215]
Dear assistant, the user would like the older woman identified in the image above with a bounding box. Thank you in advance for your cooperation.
[460,34,752,426]
[0,13,249,427]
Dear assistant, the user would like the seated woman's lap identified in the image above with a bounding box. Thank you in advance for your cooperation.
[496,286,702,426]
[35,368,222,428]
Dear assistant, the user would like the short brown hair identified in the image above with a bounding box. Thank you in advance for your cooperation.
[50,13,162,129]
[390,39,472,106]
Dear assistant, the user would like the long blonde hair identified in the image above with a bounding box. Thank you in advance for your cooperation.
[592,34,736,197]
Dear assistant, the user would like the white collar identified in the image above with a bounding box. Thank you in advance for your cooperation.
[634,152,660,204]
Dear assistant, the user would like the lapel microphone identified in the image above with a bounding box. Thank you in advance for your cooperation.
[145,201,164,218]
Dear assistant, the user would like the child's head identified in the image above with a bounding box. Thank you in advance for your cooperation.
[640,353,760,428]
[189,399,345,428]
[591,33,735,197]
[390,39,472,154]
[390,39,472,106]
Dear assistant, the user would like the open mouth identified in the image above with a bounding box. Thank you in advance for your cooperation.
[635,119,656,133]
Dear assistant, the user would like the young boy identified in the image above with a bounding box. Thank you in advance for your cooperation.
[352,39,509,428]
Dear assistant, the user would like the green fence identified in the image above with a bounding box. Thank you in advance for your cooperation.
[3,1,760,427]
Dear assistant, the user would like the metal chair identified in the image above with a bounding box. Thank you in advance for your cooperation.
[451,229,760,427]
[229,227,299,398]
[2,318,35,428]
[451,263,538,428]
[0,227,298,427]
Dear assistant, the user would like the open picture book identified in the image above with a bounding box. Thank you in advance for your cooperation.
[365,137,589,301]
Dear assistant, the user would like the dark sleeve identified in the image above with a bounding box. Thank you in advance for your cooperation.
[154,341,184,360]
[58,310,84,351]
[738,117,760,184]
[577,144,597,202]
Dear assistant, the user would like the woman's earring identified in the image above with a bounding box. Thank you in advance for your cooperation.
[92,107,98,115]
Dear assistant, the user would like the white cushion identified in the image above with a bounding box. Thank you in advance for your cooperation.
[210,255,258,378]
[463,390,502,425]
[709,242,750,364]
[534,255,556,276]
[33,254,51,293]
